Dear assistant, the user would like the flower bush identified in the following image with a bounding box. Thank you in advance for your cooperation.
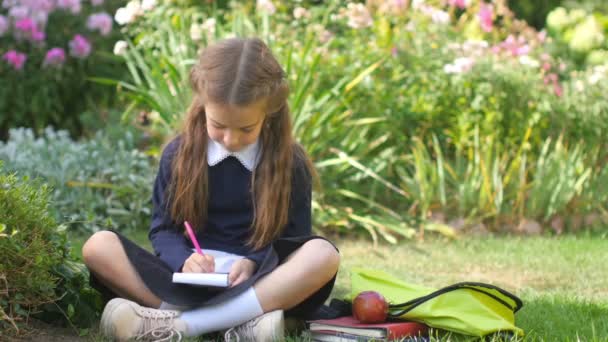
[0,0,124,139]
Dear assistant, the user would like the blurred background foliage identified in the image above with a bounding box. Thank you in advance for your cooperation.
[1,0,608,332]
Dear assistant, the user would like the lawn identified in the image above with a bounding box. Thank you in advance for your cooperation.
[49,230,607,341]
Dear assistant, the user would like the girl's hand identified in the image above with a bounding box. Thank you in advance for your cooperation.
[182,253,215,273]
[228,258,257,287]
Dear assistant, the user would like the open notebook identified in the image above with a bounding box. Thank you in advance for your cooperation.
[172,249,243,288]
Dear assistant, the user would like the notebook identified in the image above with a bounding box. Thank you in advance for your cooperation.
[171,249,242,287]
[308,316,428,340]
[309,330,429,342]
[172,272,229,287]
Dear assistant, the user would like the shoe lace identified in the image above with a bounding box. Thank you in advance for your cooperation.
[223,319,257,342]
[134,307,183,342]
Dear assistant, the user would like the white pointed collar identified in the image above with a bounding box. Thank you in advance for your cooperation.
[207,137,261,171]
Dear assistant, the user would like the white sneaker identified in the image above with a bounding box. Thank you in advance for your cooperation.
[224,310,284,342]
[100,297,187,341]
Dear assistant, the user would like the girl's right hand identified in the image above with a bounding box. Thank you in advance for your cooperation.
[182,253,215,273]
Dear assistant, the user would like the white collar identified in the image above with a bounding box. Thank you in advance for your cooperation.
[207,137,261,171]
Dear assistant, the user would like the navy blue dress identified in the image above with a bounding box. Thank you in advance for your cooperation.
[90,136,337,318]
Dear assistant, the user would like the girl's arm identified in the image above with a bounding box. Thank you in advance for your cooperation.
[148,138,192,272]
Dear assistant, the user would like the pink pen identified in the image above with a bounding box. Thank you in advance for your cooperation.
[184,221,204,255]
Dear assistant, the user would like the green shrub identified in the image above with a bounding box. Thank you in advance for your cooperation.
[0,165,100,334]
[0,128,154,235]
[545,5,608,67]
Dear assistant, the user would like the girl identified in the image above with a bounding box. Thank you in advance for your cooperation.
[82,37,340,341]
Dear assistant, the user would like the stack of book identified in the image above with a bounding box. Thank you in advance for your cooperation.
[306,316,429,342]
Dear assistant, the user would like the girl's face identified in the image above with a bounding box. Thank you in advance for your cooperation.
[205,99,267,152]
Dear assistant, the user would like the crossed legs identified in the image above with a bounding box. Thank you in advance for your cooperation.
[82,230,340,313]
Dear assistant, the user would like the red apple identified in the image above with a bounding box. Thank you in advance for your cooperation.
[352,291,389,323]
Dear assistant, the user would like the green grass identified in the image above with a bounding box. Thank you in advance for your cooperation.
[67,231,607,341]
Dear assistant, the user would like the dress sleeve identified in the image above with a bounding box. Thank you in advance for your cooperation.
[148,138,192,272]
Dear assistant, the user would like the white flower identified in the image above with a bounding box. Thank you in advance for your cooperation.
[447,42,461,50]
[412,0,425,9]
[443,57,474,74]
[142,0,156,11]
[344,3,373,29]
[114,7,132,25]
[319,29,334,44]
[8,5,28,19]
[431,9,449,24]
[149,111,161,122]
[191,18,216,42]
[202,17,216,35]
[190,24,202,41]
[293,7,311,20]
[588,72,603,84]
[113,40,128,55]
[114,1,142,25]
[256,0,276,15]
[418,5,450,25]
[463,40,489,51]
[519,55,539,68]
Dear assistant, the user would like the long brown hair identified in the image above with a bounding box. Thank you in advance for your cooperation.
[169,37,316,249]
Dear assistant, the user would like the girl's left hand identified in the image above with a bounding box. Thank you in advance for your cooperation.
[228,258,257,287]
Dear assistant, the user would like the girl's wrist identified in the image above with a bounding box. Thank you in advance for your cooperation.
[244,258,258,271]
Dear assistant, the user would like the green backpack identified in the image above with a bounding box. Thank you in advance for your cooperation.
[349,267,524,338]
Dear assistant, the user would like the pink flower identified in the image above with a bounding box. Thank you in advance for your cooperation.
[478,3,493,33]
[25,0,55,13]
[43,47,66,67]
[69,34,91,58]
[553,83,563,97]
[391,46,398,57]
[496,35,530,56]
[543,72,562,96]
[57,0,81,14]
[87,12,113,36]
[449,0,468,9]
[537,30,547,43]
[257,0,276,15]
[3,50,27,70]
[0,15,8,37]
[14,17,36,34]
[13,17,47,42]
[31,29,45,42]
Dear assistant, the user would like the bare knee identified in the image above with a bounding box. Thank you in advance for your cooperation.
[82,230,119,269]
[302,239,340,275]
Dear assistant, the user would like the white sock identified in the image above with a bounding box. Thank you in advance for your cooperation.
[179,287,264,337]
[159,301,190,311]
